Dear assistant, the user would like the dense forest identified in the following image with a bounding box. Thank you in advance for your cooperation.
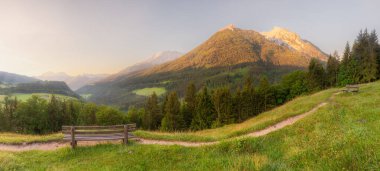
[0,29,379,134]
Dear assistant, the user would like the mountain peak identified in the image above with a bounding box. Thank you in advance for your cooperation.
[219,24,237,31]
[261,26,327,61]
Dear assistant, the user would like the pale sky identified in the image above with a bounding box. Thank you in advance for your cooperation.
[0,0,380,76]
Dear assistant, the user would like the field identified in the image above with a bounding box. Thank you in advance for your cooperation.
[0,133,63,145]
[0,93,77,102]
[1,81,380,170]
[132,87,166,96]
[80,93,92,100]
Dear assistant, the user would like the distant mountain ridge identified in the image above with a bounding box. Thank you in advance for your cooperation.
[37,72,108,90]
[104,51,183,81]
[0,71,39,84]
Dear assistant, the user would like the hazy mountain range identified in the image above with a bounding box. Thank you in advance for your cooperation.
[36,72,109,91]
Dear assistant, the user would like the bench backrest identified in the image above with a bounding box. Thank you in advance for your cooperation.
[62,124,136,147]
[346,85,359,88]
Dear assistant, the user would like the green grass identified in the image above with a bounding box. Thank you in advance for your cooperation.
[1,82,380,170]
[134,87,338,142]
[0,133,63,145]
[132,87,166,96]
[0,93,76,102]
[80,93,92,100]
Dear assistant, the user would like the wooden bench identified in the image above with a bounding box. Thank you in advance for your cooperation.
[62,124,136,148]
[343,84,359,93]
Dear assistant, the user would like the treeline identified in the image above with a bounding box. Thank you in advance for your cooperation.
[130,28,380,132]
[0,95,134,134]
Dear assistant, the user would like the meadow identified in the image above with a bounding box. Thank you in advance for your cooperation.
[132,87,166,96]
[0,93,76,102]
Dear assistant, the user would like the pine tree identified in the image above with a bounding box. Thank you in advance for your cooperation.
[241,77,255,120]
[338,42,355,85]
[258,76,272,111]
[232,88,243,122]
[190,87,214,130]
[143,92,161,130]
[326,52,340,87]
[184,82,196,128]
[369,30,380,79]
[212,87,233,127]
[307,58,326,91]
[47,95,62,132]
[161,91,183,131]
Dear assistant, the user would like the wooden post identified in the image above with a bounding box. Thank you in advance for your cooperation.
[71,126,76,149]
[123,125,128,145]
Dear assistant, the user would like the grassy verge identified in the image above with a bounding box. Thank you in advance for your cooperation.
[134,88,338,142]
[0,133,63,145]
[1,81,380,170]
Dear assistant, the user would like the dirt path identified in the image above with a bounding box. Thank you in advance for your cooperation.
[0,92,340,151]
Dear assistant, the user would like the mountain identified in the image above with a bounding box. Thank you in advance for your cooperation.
[261,26,327,62]
[37,72,108,90]
[138,25,327,76]
[78,25,327,109]
[0,71,39,84]
[104,51,183,81]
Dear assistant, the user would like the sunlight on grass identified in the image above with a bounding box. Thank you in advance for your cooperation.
[132,87,166,96]
[0,133,63,144]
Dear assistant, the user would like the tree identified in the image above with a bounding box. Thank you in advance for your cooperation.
[338,42,355,86]
[232,88,243,122]
[143,92,161,130]
[78,103,98,125]
[96,106,125,125]
[258,76,274,111]
[212,87,233,127]
[161,91,183,131]
[190,87,214,130]
[240,77,256,120]
[47,95,62,132]
[307,58,326,91]
[127,106,143,127]
[326,52,340,87]
[14,96,48,134]
[280,71,308,100]
[184,82,196,128]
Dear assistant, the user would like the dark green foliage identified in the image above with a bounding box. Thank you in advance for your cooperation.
[184,82,196,128]
[307,58,326,91]
[127,106,143,127]
[0,95,131,134]
[191,87,215,130]
[338,42,355,85]
[95,106,126,126]
[143,93,161,130]
[326,52,340,87]
[161,92,183,131]
[212,87,234,127]
[280,71,309,100]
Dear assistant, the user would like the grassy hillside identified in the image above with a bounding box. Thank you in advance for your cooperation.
[1,81,380,170]
[0,133,63,145]
[134,88,338,142]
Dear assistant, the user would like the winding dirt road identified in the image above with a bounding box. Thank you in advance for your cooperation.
[0,92,339,151]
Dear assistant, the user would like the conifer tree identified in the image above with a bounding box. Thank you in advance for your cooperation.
[161,91,183,131]
[212,87,233,127]
[47,95,62,132]
[184,82,196,128]
[241,77,255,120]
[326,52,340,87]
[143,92,161,130]
[258,76,272,111]
[307,58,326,90]
[190,87,214,130]
[232,88,243,122]
[338,42,354,85]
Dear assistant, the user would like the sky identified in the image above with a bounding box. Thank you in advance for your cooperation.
[0,0,380,76]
